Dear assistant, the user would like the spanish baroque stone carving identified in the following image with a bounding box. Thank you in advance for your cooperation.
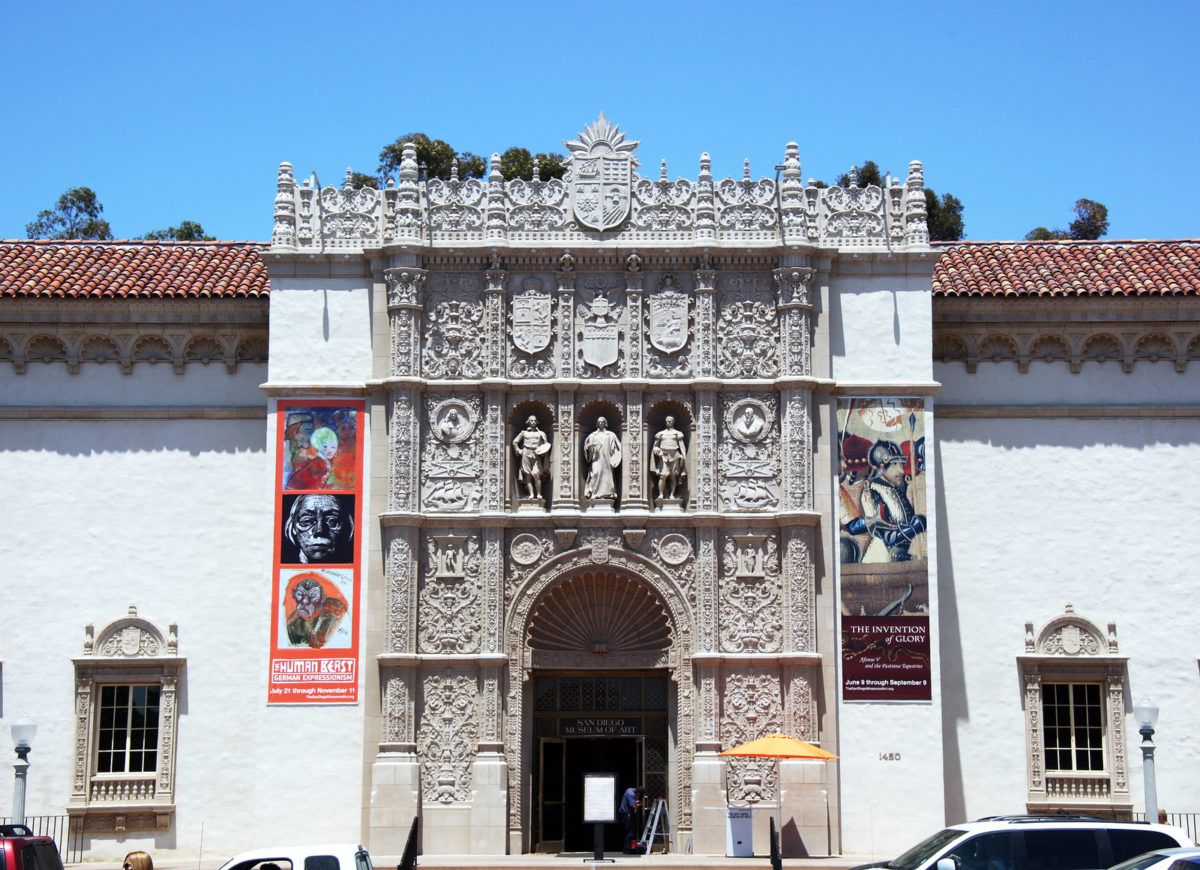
[717,275,779,378]
[422,275,484,379]
[646,274,692,377]
[566,114,638,232]
[417,671,479,804]
[577,284,624,377]
[426,161,485,235]
[633,163,694,231]
[385,530,416,652]
[720,534,781,653]
[507,170,568,234]
[721,671,783,803]
[389,392,418,512]
[422,395,483,511]
[419,534,482,654]
[718,396,780,511]
[319,181,382,247]
[716,163,777,238]
[382,673,412,744]
[509,276,555,378]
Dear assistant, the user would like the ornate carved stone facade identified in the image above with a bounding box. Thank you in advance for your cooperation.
[270,116,935,855]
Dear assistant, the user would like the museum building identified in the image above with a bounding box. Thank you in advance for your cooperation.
[2,117,1198,863]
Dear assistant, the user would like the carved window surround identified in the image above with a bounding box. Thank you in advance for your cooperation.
[69,606,184,834]
[1017,604,1130,815]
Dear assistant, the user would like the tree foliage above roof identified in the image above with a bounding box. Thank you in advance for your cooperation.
[1026,198,1109,241]
[829,160,965,242]
[26,187,113,240]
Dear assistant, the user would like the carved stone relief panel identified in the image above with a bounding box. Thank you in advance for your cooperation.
[721,671,783,803]
[426,166,485,237]
[417,669,480,804]
[782,528,815,652]
[421,394,483,511]
[389,391,419,513]
[382,669,413,744]
[507,173,568,235]
[385,268,426,378]
[631,169,695,232]
[645,273,692,377]
[422,274,485,379]
[780,390,812,511]
[647,530,696,607]
[509,275,556,378]
[782,668,816,740]
[419,533,482,654]
[716,274,779,378]
[718,395,780,511]
[384,527,417,653]
[506,531,556,605]
[715,171,778,240]
[719,532,781,653]
[576,279,625,378]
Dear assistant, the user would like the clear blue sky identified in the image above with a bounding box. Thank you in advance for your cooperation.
[3,0,1197,243]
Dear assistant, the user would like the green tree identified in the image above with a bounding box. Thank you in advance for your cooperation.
[348,172,378,190]
[1024,198,1109,241]
[499,147,567,181]
[26,187,113,240]
[926,190,965,242]
[834,160,885,189]
[141,220,215,241]
[375,133,566,183]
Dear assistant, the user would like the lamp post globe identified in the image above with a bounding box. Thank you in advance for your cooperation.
[1133,697,1158,822]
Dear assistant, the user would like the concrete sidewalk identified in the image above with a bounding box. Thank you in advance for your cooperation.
[77,854,875,870]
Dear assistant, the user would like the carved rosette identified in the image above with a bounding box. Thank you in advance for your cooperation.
[422,275,485,379]
[717,275,779,378]
[389,392,419,512]
[721,671,783,803]
[719,534,782,653]
[421,394,484,512]
[648,530,696,606]
[417,671,480,804]
[506,531,555,602]
[385,268,427,377]
[419,534,483,654]
[718,396,781,512]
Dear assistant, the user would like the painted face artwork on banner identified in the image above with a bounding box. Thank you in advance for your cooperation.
[836,398,931,702]
[270,401,364,704]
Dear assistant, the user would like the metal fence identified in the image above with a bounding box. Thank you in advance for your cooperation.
[1132,811,1200,844]
[0,815,84,864]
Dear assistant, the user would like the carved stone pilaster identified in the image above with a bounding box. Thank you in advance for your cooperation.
[782,666,816,741]
[481,526,503,653]
[625,268,644,379]
[774,267,813,378]
[782,527,815,652]
[694,390,717,511]
[480,661,503,748]
[556,267,576,379]
[694,266,716,378]
[417,669,479,804]
[624,390,649,510]
[382,667,416,746]
[484,265,506,378]
[389,391,420,512]
[1025,671,1044,795]
[719,532,781,653]
[780,389,812,512]
[696,526,718,652]
[1107,668,1129,796]
[385,268,427,378]
[72,677,92,798]
[696,662,720,747]
[554,389,579,510]
[482,391,505,513]
[721,671,783,803]
[385,526,418,653]
[157,676,178,796]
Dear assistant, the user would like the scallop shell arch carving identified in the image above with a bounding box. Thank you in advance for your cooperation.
[529,571,672,653]
[1026,603,1116,657]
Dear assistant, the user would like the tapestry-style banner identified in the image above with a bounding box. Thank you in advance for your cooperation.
[837,398,930,702]
[268,401,365,704]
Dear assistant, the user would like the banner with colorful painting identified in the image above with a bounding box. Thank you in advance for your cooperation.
[269,401,364,704]
[837,398,930,702]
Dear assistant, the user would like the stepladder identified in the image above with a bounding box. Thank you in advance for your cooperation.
[639,797,675,854]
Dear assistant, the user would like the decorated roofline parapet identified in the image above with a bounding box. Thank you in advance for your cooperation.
[270,116,931,256]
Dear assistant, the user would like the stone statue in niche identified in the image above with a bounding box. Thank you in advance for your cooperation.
[651,416,687,505]
[583,417,622,505]
[512,415,551,503]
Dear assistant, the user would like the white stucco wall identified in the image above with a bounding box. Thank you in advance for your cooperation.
[935,359,1200,824]
[268,278,374,383]
[829,261,936,384]
[0,363,367,861]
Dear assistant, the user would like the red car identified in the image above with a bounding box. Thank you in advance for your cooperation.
[0,825,64,870]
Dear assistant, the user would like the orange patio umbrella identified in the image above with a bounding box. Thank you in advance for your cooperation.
[719,733,838,842]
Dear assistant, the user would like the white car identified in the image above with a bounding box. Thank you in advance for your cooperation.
[216,844,373,870]
[1109,847,1200,870]
[856,816,1194,870]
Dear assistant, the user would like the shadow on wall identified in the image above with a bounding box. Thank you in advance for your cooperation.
[6,415,266,458]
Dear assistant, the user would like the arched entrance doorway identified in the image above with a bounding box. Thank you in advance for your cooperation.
[517,565,679,853]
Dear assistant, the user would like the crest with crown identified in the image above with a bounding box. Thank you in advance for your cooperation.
[565,114,640,232]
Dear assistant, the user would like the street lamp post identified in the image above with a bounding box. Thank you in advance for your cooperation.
[10,716,37,827]
[1133,697,1159,822]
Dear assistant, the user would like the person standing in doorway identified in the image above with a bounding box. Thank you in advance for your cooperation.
[618,785,645,852]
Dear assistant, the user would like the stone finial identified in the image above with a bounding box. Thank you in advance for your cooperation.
[128,604,138,616]
[489,152,503,182]
[343,168,354,189]
[532,159,541,181]
[1024,620,1035,652]
[743,158,752,181]
[782,143,801,180]
[400,143,419,182]
[1107,622,1118,653]
[699,152,712,181]
[906,159,925,188]
[904,159,929,247]
[278,161,294,181]
[849,165,860,188]
[84,623,95,654]
[450,158,459,181]
[660,158,668,181]
[168,623,179,654]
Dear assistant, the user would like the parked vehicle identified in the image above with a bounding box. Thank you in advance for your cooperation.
[0,824,65,870]
[216,844,373,870]
[1108,846,1200,870]
[855,816,1195,870]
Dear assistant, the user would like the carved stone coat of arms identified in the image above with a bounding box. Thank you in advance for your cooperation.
[648,277,689,353]
[565,114,639,232]
[512,282,552,354]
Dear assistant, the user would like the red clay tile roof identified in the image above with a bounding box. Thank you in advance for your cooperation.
[0,240,269,299]
[933,240,1200,298]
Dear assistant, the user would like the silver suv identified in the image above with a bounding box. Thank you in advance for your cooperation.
[858,816,1195,870]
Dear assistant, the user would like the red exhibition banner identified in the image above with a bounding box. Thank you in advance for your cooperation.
[268,401,365,704]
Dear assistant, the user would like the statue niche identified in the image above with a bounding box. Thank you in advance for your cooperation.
[580,405,623,511]
[510,403,553,511]
[648,401,692,511]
